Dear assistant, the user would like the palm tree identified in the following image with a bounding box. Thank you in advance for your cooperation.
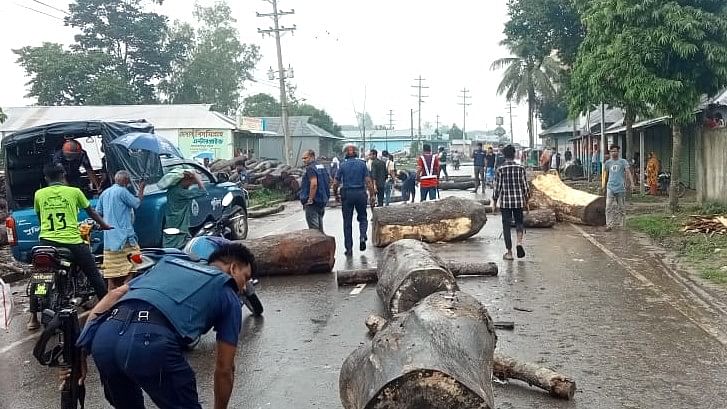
[491,45,561,148]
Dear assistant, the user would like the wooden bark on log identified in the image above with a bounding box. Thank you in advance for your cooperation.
[438,180,476,190]
[372,197,487,247]
[340,291,497,409]
[0,225,7,246]
[447,175,476,183]
[493,353,576,400]
[336,261,498,286]
[238,229,335,276]
[248,204,285,218]
[529,173,605,226]
[363,315,576,401]
[513,208,557,228]
[376,239,458,315]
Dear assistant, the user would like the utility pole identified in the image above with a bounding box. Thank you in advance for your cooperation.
[257,0,296,165]
[458,88,471,140]
[507,101,515,143]
[386,109,395,152]
[435,114,441,136]
[410,108,415,151]
[411,76,429,149]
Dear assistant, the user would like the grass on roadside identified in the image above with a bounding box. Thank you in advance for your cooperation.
[248,188,286,208]
[626,211,727,285]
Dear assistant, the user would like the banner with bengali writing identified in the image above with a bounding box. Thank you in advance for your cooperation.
[177,129,233,160]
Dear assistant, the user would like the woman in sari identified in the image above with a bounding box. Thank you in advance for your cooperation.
[646,152,660,195]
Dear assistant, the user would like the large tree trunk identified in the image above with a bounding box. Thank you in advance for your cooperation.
[519,208,557,228]
[447,175,476,183]
[372,197,487,247]
[669,123,682,213]
[340,291,497,409]
[239,229,335,276]
[336,261,498,286]
[624,110,634,167]
[376,239,458,316]
[363,315,577,401]
[438,180,476,190]
[529,172,605,225]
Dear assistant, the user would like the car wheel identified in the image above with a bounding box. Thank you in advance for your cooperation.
[228,206,248,240]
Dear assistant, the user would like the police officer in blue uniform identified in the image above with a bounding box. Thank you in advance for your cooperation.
[72,240,254,409]
[300,149,330,232]
[333,144,376,256]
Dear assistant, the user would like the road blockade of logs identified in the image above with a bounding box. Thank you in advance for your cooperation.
[528,172,605,226]
[371,196,487,247]
[238,229,335,276]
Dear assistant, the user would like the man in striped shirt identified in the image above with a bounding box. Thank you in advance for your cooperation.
[492,145,530,260]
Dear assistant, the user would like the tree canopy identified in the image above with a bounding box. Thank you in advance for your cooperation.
[448,124,463,139]
[0,107,7,124]
[241,92,343,137]
[162,2,260,114]
[14,0,258,109]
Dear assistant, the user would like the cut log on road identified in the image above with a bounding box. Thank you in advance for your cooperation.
[529,173,605,226]
[363,315,576,401]
[438,180,476,190]
[239,229,335,276]
[248,204,285,218]
[372,196,487,247]
[513,208,557,228]
[376,239,458,315]
[0,225,7,246]
[336,260,498,286]
[493,353,576,400]
[340,291,497,409]
[447,175,476,183]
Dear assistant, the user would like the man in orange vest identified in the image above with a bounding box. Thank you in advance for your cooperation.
[416,144,440,201]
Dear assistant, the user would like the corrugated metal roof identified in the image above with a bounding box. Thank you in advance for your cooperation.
[341,129,416,140]
[260,116,344,140]
[540,107,624,137]
[604,116,670,134]
[0,104,238,133]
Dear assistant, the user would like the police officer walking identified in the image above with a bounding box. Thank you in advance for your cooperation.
[333,144,376,256]
[300,149,330,232]
[72,240,254,409]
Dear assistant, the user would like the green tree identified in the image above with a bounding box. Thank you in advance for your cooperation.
[14,0,193,105]
[491,43,561,148]
[292,103,343,137]
[163,1,260,114]
[569,0,727,211]
[448,124,463,139]
[0,107,7,123]
[503,0,584,65]
[356,112,374,130]
[241,93,281,117]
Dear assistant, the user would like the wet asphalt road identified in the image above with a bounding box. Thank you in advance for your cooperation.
[2,172,727,409]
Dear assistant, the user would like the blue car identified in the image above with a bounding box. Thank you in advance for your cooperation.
[3,121,248,262]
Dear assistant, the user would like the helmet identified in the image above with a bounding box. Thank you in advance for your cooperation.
[342,143,359,158]
[62,139,83,161]
[183,236,230,261]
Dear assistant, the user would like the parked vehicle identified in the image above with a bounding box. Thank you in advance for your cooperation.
[2,121,248,262]
[27,219,98,328]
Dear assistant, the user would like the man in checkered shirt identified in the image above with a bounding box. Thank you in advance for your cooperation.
[492,145,529,260]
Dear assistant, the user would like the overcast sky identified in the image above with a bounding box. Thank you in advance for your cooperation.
[0,0,531,144]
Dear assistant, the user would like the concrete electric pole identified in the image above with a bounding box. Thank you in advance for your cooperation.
[411,76,429,150]
[386,109,395,151]
[458,88,471,140]
[507,101,515,143]
[257,0,296,165]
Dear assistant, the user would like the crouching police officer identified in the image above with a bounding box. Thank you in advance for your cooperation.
[70,240,253,409]
[332,144,376,256]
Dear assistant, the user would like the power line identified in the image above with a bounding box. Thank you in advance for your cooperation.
[30,0,69,15]
[12,1,63,20]
[458,88,472,140]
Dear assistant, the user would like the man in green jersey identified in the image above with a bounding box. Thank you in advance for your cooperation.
[28,164,112,330]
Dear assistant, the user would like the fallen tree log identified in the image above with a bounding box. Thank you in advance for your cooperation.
[529,172,605,226]
[376,239,458,315]
[248,204,285,218]
[363,314,576,401]
[514,208,557,228]
[340,291,497,409]
[438,180,476,190]
[336,260,498,286]
[328,195,405,208]
[372,196,487,247]
[493,353,576,400]
[447,175,476,183]
[238,229,335,276]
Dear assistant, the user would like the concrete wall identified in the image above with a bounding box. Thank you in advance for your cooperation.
[696,126,727,204]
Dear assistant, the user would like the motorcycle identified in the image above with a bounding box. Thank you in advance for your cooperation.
[27,219,99,327]
[192,191,248,239]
